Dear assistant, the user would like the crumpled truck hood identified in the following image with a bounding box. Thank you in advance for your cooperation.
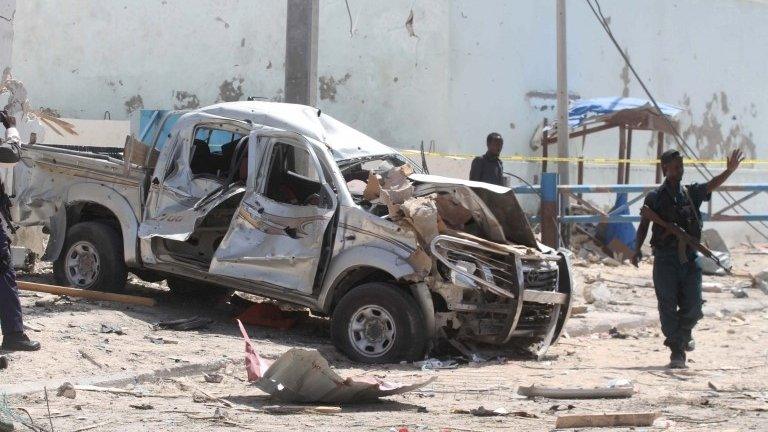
[408,173,539,249]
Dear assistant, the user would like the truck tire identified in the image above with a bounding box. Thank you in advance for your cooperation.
[53,222,127,292]
[331,282,427,364]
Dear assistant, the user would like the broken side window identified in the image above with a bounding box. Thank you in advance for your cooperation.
[190,127,244,179]
[263,142,323,207]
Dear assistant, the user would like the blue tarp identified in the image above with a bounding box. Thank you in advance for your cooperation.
[568,97,682,128]
[601,192,636,251]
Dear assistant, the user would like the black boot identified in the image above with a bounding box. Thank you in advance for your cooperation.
[1,332,41,352]
[669,347,687,369]
[685,339,695,352]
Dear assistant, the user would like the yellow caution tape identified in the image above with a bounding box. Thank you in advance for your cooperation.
[400,149,768,166]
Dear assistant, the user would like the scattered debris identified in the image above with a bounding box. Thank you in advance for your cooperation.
[548,404,576,413]
[78,349,103,369]
[56,382,77,399]
[608,327,629,339]
[702,282,725,293]
[129,403,154,410]
[697,250,732,276]
[555,412,659,428]
[414,358,458,371]
[18,281,156,307]
[22,322,43,333]
[731,287,749,299]
[606,378,632,388]
[451,406,538,418]
[570,305,588,316]
[583,284,611,304]
[262,405,341,415]
[0,356,7,370]
[144,335,179,345]
[203,373,224,384]
[156,317,213,331]
[754,270,768,294]
[239,320,435,403]
[100,324,125,335]
[518,384,635,399]
[602,257,621,267]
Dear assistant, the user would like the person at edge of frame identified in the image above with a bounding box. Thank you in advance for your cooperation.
[0,110,41,353]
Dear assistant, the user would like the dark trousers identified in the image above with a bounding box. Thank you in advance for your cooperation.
[652,250,703,350]
[0,228,22,336]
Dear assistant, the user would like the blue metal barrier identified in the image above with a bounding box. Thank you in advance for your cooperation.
[523,180,768,248]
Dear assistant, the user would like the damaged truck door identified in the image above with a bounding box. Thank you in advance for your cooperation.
[139,118,249,242]
[209,131,337,294]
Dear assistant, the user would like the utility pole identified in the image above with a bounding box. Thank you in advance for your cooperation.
[284,0,319,106]
[555,0,569,247]
[556,0,569,185]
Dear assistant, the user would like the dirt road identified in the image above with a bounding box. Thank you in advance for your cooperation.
[1,248,766,431]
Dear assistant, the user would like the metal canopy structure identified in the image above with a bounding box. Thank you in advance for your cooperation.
[541,97,683,185]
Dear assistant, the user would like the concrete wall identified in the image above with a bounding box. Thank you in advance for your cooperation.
[0,0,13,76]
[12,1,768,158]
[12,0,287,119]
[7,0,768,244]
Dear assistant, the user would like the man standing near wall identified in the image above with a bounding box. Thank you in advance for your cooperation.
[632,148,743,368]
[0,111,40,353]
[469,132,505,186]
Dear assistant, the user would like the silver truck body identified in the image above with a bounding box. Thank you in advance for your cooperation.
[13,101,572,362]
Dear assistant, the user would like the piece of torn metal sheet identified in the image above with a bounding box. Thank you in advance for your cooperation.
[238,320,435,403]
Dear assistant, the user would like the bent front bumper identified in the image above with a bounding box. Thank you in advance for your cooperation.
[429,235,573,356]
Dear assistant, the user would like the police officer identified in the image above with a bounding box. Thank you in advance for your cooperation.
[0,110,40,352]
[632,148,743,368]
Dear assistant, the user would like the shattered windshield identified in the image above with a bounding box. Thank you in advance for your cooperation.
[337,153,421,191]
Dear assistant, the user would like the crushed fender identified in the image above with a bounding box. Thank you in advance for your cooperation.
[237,320,435,403]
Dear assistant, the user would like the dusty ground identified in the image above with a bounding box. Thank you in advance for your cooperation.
[1,246,767,431]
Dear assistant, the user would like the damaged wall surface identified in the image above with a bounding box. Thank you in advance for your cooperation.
[9,0,768,162]
[11,0,287,118]
[6,1,768,244]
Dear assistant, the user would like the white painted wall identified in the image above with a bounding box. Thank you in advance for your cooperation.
[12,0,287,119]
[0,0,13,75]
[7,0,768,244]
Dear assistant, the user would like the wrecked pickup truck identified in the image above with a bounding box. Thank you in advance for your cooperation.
[12,101,572,363]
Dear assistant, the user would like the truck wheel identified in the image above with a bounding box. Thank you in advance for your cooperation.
[53,222,127,292]
[331,282,427,364]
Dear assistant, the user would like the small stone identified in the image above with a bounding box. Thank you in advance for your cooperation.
[203,373,224,384]
[56,382,76,399]
[602,257,621,267]
[583,284,611,304]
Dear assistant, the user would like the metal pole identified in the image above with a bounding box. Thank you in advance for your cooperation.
[555,0,569,247]
[556,0,569,186]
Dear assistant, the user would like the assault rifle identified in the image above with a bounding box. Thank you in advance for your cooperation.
[640,205,730,274]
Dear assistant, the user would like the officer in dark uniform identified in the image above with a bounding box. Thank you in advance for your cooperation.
[633,148,743,368]
[0,111,40,352]
[469,132,505,186]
